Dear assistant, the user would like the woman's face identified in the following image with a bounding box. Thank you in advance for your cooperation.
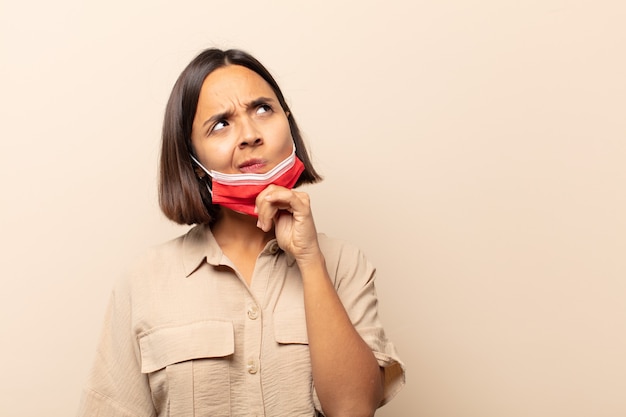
[191,65,293,175]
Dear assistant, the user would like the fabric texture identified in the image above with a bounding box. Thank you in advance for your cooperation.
[77,224,405,417]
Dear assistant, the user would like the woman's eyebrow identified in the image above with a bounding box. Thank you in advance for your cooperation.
[247,96,276,108]
[202,96,276,128]
[202,110,233,128]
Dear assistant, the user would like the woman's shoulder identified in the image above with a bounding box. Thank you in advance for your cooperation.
[317,233,375,280]
[317,232,368,257]
[122,225,210,284]
[142,223,213,257]
[134,229,189,265]
[317,232,353,253]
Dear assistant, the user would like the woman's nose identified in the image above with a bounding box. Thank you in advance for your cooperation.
[239,137,263,148]
[239,118,263,148]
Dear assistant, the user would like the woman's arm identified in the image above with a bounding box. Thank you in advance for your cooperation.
[299,252,384,417]
[78,280,156,417]
[256,186,384,417]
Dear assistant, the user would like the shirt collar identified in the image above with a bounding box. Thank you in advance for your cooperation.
[181,224,295,278]
[182,224,222,277]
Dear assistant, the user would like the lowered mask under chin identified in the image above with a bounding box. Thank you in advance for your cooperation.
[190,147,305,217]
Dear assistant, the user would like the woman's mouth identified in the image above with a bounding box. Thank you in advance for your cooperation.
[239,159,267,173]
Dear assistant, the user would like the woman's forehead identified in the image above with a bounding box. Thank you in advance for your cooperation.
[199,65,277,106]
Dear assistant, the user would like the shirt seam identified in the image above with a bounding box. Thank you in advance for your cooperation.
[84,387,149,417]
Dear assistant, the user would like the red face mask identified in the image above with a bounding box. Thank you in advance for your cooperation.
[191,146,305,217]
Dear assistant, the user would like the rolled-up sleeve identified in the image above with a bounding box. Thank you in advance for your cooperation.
[321,235,406,406]
[77,278,156,417]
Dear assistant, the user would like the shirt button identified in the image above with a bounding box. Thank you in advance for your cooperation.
[247,359,258,374]
[247,305,259,320]
[268,241,279,254]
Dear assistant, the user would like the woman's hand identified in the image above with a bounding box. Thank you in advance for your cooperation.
[257,185,384,417]
[255,185,322,265]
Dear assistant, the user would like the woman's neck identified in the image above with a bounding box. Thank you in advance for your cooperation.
[211,209,274,285]
[211,208,274,253]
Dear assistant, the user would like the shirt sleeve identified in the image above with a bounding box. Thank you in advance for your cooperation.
[320,235,406,407]
[77,277,156,417]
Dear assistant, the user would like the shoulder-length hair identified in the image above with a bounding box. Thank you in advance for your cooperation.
[159,48,322,225]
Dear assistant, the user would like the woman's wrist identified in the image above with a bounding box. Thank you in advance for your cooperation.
[295,250,326,275]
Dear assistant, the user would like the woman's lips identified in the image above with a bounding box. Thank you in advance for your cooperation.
[239,159,267,173]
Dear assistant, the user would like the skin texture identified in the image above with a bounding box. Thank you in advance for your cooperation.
[191,65,384,417]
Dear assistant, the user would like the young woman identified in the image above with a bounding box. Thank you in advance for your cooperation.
[78,48,404,417]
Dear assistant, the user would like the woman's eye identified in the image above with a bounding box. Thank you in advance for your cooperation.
[256,104,272,115]
[212,120,228,132]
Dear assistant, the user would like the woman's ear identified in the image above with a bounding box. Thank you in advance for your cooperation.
[190,152,207,178]
[194,166,206,179]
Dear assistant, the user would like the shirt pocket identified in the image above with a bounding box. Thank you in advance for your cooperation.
[138,320,234,417]
[274,308,309,345]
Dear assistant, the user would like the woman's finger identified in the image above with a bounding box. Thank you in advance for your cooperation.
[255,186,312,231]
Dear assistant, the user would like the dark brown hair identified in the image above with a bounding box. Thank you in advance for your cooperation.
[159,48,322,225]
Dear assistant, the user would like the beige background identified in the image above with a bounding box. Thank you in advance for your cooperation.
[1,1,625,416]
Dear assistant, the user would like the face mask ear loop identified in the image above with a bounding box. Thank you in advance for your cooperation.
[190,154,214,197]
[204,181,213,198]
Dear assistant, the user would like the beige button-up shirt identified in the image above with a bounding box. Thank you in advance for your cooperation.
[78,224,405,417]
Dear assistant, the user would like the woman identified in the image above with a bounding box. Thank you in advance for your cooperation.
[78,48,404,417]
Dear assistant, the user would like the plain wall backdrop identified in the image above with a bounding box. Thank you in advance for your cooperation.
[1,1,625,416]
